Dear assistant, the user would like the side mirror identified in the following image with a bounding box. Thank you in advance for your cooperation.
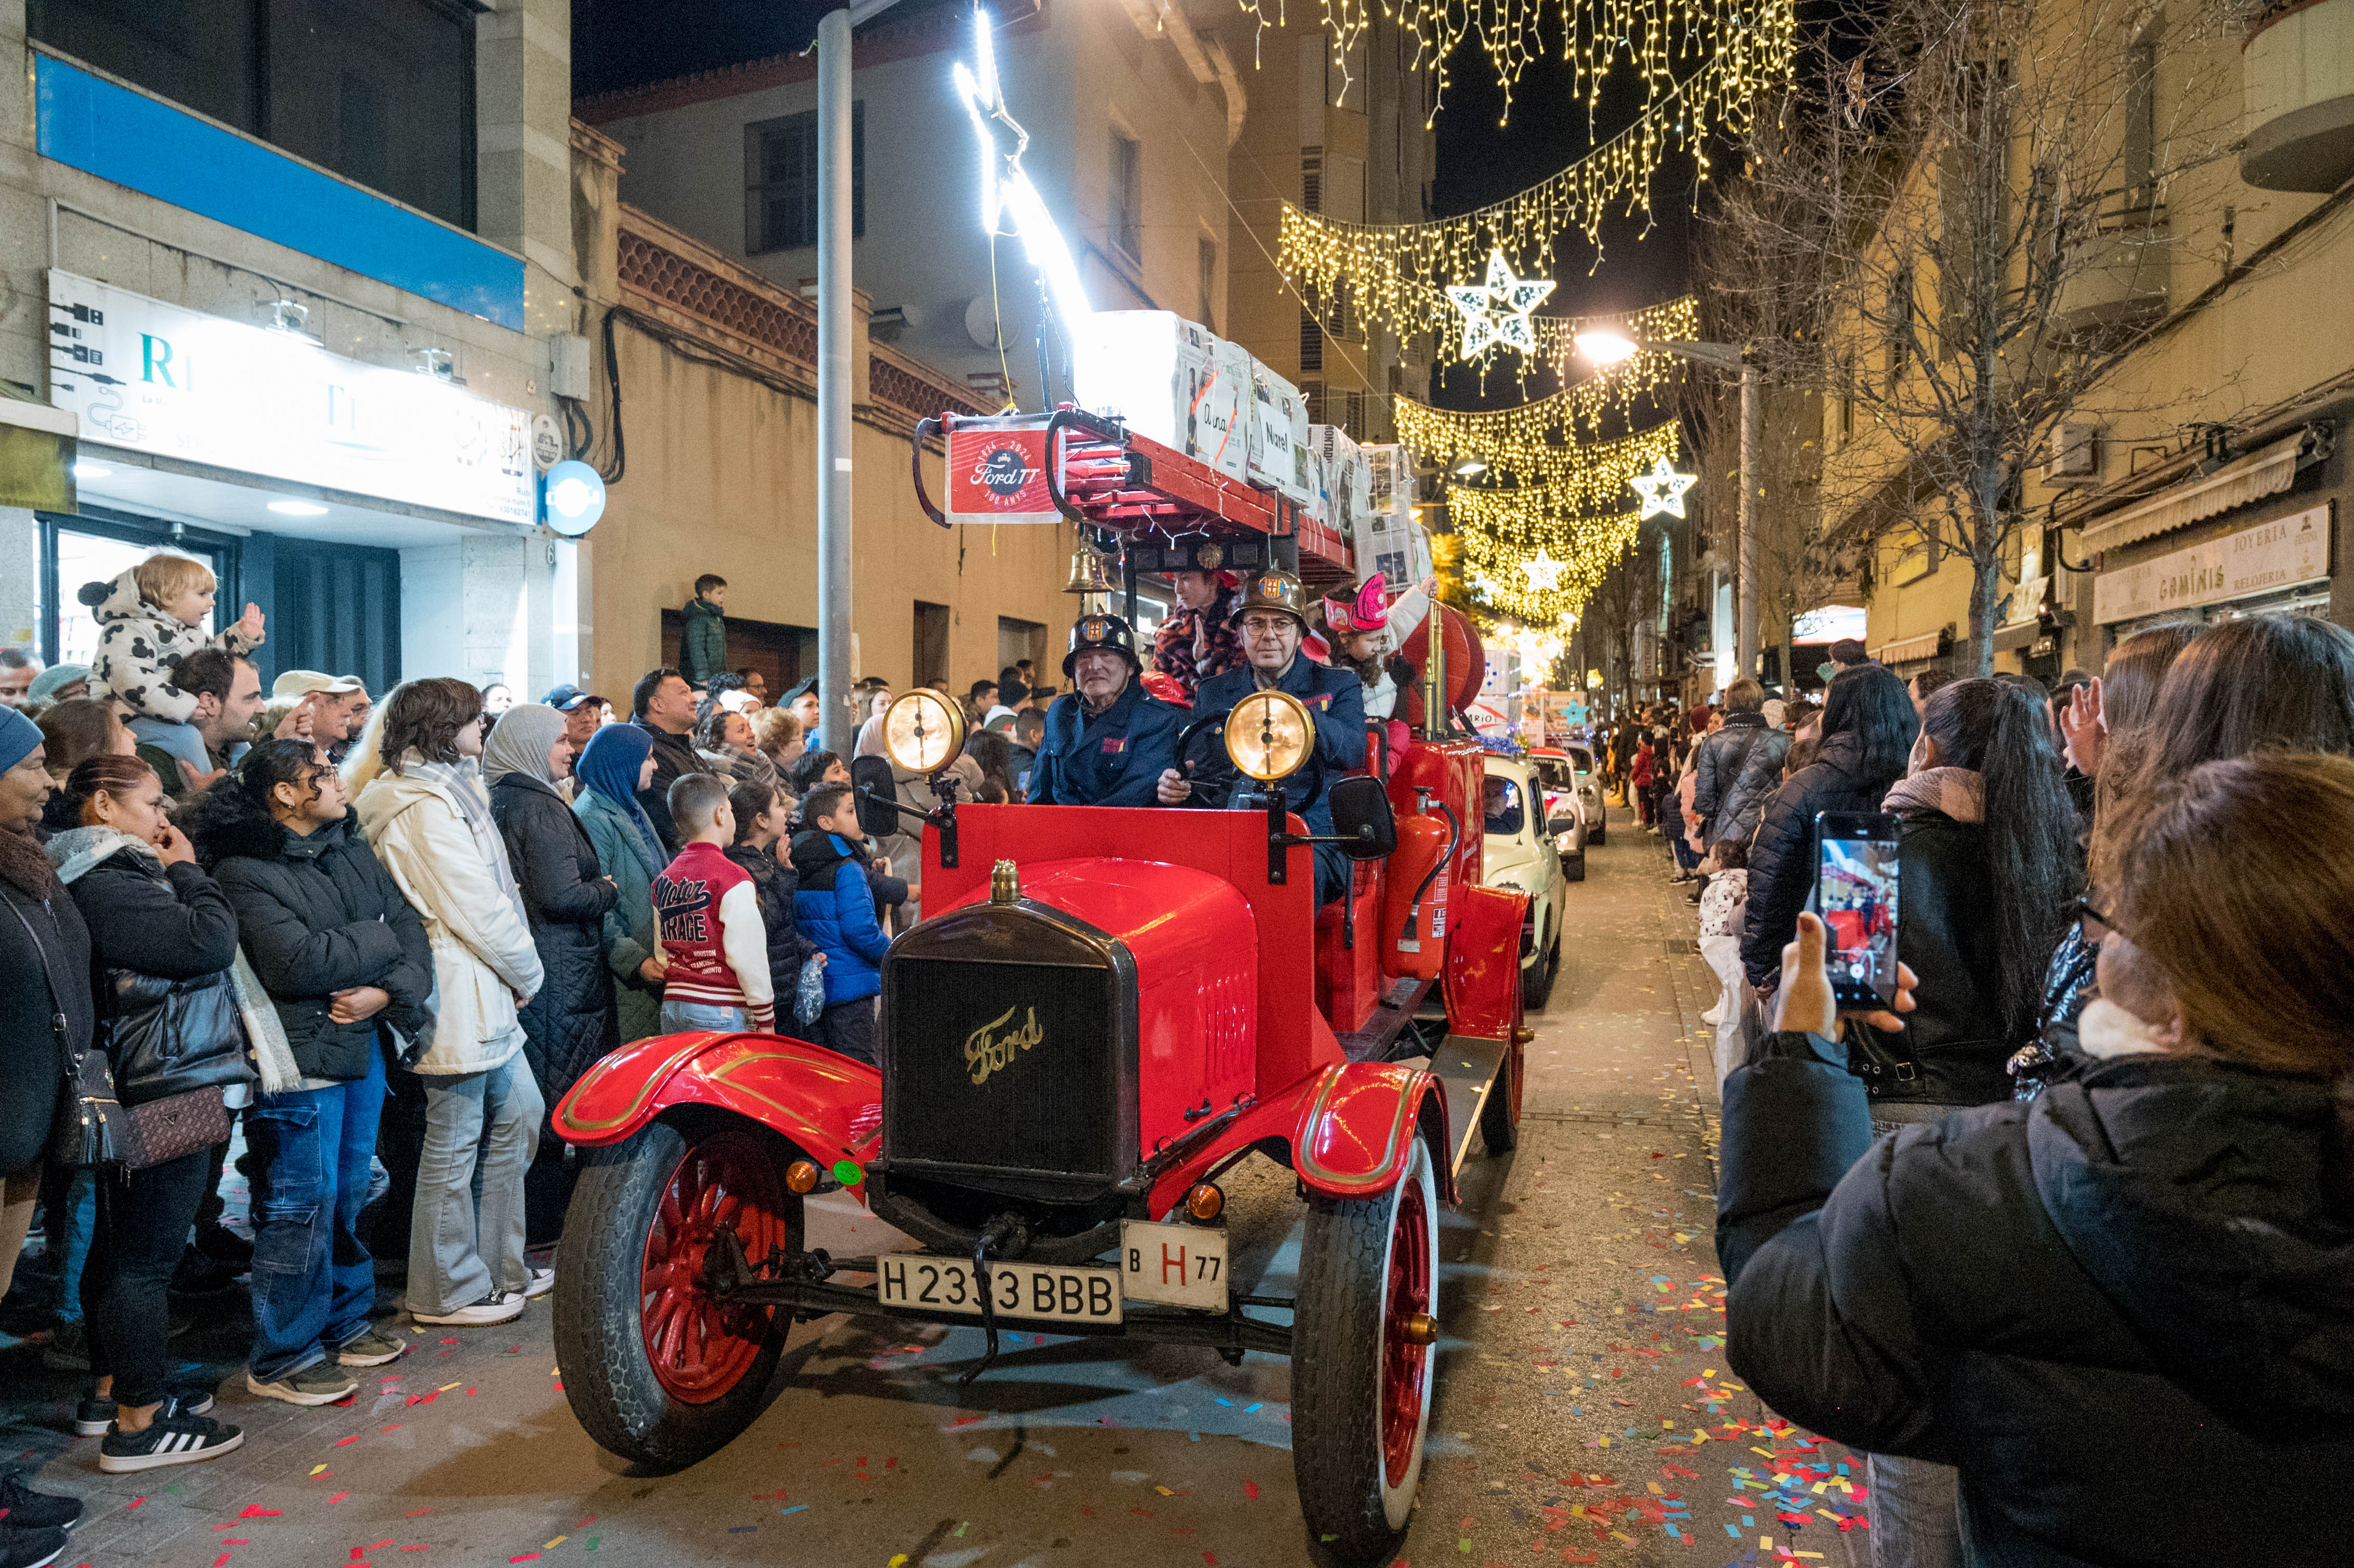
[1327,775,1397,861]
[848,755,904,840]
[1547,813,1580,836]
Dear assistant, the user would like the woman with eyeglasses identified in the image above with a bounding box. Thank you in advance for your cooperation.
[1718,750,2354,1568]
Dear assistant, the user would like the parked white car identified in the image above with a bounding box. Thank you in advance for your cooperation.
[1482,753,1570,1009]
[1528,744,1607,852]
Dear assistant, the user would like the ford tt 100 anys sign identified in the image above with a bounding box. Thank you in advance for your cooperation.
[45,271,533,526]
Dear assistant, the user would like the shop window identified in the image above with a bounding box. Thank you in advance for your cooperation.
[29,0,478,230]
[38,511,237,667]
[744,102,865,255]
[1110,129,1143,262]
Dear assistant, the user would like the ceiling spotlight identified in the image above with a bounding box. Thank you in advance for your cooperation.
[270,298,313,336]
[72,462,112,481]
[268,500,330,517]
[1574,330,1640,365]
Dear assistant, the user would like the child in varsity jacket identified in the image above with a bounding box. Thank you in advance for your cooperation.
[652,773,777,1033]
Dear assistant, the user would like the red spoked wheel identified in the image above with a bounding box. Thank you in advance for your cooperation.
[639,1128,793,1404]
[553,1120,801,1469]
[1379,1173,1434,1489]
[1292,1133,1442,1565]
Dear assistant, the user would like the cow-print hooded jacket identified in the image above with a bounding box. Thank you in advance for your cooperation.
[85,567,258,725]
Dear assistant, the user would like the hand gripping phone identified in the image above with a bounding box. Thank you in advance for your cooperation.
[1813,812,1901,1009]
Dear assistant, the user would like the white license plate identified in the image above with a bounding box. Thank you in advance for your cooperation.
[1119,1220,1230,1310]
[876,1256,1122,1326]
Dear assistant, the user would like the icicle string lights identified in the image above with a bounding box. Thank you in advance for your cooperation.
[1394,373,1686,502]
[1273,0,1794,359]
[1454,486,1649,622]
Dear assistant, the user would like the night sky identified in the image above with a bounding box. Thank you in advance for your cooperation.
[574,0,1721,417]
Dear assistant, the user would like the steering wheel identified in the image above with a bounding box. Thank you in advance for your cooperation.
[1173,706,1327,819]
[1173,711,1234,809]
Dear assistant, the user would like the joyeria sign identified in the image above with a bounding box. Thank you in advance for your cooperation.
[945,423,1060,526]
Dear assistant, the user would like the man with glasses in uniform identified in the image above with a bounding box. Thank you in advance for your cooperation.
[1165,570,1365,906]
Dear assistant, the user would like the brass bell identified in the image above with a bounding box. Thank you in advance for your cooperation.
[1063,542,1116,595]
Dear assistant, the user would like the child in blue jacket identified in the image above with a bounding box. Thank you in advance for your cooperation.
[787,782,891,1065]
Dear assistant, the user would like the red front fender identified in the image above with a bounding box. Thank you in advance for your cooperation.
[554,1031,884,1191]
[1146,1061,1457,1216]
[1445,883,1528,1042]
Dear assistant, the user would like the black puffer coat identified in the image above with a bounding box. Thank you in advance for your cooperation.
[1691,712,1774,840]
[1741,730,1905,987]
[197,807,433,1081]
[1845,809,2018,1108]
[490,774,620,1102]
[725,841,817,1010]
[1709,724,1793,850]
[50,829,251,1106]
[0,864,91,1174]
[1719,1037,2354,1567]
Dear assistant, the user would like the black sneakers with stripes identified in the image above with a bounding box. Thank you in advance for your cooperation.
[96,1397,244,1473]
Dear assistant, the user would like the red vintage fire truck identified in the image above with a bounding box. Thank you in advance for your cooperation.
[549,408,1527,1565]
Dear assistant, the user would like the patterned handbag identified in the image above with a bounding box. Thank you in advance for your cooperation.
[112,1085,231,1172]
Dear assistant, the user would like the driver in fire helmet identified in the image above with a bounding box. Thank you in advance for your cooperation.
[1166,570,1366,906]
[1026,613,1192,807]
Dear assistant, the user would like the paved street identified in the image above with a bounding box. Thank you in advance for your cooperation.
[2,804,1869,1568]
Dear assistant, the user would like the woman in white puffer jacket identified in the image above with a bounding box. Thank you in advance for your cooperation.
[348,680,546,1327]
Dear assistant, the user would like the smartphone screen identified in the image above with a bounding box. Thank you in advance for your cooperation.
[1814,812,1901,1009]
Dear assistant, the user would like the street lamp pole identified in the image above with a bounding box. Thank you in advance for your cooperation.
[817,0,904,757]
[1573,333,1758,688]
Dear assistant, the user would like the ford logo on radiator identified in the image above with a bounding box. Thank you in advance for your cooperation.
[964,1004,1045,1086]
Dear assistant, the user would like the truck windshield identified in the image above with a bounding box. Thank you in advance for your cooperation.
[1483,776,1525,836]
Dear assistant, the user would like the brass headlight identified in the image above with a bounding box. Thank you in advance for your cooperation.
[1224,689,1313,781]
[883,689,966,775]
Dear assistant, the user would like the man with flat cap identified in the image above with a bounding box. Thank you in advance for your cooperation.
[1027,613,1190,807]
[1167,570,1365,905]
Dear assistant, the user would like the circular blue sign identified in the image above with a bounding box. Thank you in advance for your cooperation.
[542,460,607,536]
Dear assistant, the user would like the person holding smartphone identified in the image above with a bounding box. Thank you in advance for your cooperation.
[1719,753,2354,1568]
[1851,677,2081,1129]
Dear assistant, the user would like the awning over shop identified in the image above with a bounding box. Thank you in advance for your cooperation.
[1875,627,1947,665]
[2078,434,2304,554]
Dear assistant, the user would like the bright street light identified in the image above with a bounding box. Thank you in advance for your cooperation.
[1572,330,1639,365]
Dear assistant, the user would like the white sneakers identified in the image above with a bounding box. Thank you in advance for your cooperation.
[410,1291,526,1327]
[522,1268,556,1299]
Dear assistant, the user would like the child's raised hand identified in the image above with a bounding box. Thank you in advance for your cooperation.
[233,602,266,644]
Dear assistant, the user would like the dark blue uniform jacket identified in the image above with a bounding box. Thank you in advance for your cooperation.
[1190,655,1366,837]
[1026,680,1186,807]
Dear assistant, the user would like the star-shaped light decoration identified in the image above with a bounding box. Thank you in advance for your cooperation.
[953,10,1090,334]
[1444,249,1556,360]
[1629,456,1698,519]
[1521,551,1566,592]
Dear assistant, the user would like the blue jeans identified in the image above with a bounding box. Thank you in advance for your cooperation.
[55,1169,96,1326]
[660,999,746,1034]
[409,1056,542,1315]
[245,1048,387,1381]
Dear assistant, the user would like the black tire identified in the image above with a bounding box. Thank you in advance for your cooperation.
[1562,849,1587,882]
[1480,1031,1522,1153]
[551,1119,800,1470]
[1520,925,1557,1010]
[1588,814,1606,846]
[1291,1134,1440,1565]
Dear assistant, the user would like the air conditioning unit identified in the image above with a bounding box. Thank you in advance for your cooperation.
[2043,423,2099,486]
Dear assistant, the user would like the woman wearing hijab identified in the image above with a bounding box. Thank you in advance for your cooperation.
[483,704,619,1245]
[348,681,546,1327]
[572,723,667,1043]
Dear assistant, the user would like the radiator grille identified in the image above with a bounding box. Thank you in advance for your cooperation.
[885,959,1119,1179]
